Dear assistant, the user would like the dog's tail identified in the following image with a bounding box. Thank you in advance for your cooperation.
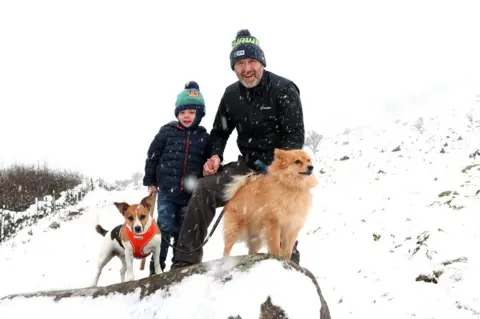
[95,224,108,237]
[93,211,108,237]
[223,172,259,202]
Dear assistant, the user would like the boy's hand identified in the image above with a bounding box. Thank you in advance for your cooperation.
[147,185,158,194]
[203,155,221,176]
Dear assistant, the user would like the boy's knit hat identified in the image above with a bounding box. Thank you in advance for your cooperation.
[175,81,205,124]
[230,29,266,70]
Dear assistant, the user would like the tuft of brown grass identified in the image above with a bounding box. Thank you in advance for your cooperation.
[0,162,83,212]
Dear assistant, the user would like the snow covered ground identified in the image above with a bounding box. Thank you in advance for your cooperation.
[1,108,479,318]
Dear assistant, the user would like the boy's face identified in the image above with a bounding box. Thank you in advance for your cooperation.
[178,109,196,127]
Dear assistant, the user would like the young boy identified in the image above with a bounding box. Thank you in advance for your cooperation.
[143,81,211,274]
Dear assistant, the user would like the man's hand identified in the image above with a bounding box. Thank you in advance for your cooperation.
[203,155,221,176]
[147,185,158,194]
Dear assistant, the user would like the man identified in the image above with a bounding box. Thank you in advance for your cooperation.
[171,29,305,270]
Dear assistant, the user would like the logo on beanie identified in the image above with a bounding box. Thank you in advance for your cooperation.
[232,37,260,48]
[188,90,200,98]
[234,50,245,57]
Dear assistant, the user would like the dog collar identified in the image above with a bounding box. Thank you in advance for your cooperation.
[125,221,156,259]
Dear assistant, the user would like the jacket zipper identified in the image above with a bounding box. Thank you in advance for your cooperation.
[180,131,190,191]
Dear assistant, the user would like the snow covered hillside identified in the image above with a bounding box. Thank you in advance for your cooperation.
[302,108,480,318]
[0,108,479,318]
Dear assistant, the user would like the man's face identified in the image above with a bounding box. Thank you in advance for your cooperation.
[234,58,264,88]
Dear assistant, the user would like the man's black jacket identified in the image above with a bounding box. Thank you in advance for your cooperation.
[210,70,305,168]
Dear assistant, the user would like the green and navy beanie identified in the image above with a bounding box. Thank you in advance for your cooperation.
[175,81,205,124]
[230,29,266,70]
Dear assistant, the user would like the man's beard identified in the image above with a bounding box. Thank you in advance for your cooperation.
[238,69,263,88]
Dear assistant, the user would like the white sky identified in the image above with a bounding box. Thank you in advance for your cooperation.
[1,0,479,181]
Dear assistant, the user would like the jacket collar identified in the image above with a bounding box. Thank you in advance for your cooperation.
[166,121,206,132]
[238,70,269,100]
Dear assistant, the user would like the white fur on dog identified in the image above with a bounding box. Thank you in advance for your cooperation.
[223,173,259,202]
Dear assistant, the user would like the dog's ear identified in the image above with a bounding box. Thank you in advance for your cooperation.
[274,148,286,160]
[140,193,154,210]
[114,202,129,215]
[273,148,289,167]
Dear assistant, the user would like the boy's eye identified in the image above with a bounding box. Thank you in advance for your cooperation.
[295,160,301,164]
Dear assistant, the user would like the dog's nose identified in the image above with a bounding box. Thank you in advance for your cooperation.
[307,165,314,172]
[134,225,142,233]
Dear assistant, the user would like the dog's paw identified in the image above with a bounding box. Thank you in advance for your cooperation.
[125,272,134,281]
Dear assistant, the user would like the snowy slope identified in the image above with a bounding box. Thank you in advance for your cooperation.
[1,109,479,318]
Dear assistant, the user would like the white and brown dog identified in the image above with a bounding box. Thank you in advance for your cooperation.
[91,192,162,287]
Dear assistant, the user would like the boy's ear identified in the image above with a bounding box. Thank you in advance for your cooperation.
[114,202,129,216]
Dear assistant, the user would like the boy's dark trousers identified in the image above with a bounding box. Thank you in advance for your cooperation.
[171,159,301,268]
[149,190,189,274]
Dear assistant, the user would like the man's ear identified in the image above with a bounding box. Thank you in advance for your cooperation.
[114,202,129,216]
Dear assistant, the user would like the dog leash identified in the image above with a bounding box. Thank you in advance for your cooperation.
[161,209,225,254]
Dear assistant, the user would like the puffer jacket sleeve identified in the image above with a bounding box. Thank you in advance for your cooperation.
[142,126,167,186]
[210,95,235,161]
[277,82,305,149]
[204,132,213,161]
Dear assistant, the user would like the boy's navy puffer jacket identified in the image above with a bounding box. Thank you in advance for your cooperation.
[143,121,212,195]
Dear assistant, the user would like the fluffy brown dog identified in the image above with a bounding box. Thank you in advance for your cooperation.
[222,148,318,260]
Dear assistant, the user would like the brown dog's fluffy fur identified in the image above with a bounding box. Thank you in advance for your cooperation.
[222,148,318,260]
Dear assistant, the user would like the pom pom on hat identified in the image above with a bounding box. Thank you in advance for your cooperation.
[185,81,199,91]
[236,29,251,37]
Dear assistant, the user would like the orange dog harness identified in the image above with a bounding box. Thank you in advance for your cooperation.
[125,222,156,259]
